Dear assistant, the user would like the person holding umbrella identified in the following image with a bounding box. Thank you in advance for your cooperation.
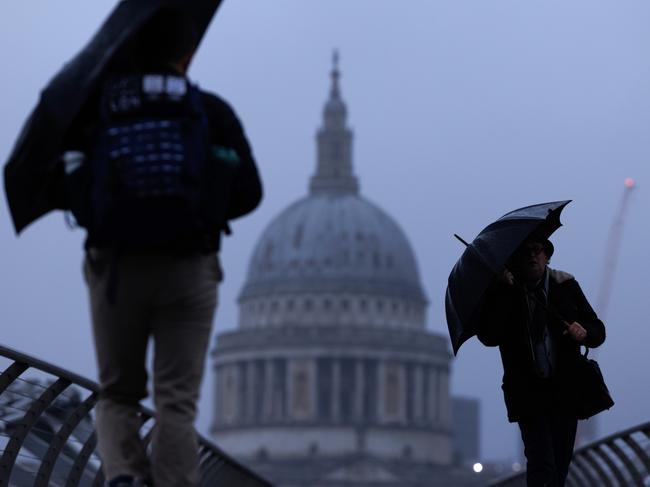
[446,201,609,487]
[5,3,261,487]
[476,234,605,487]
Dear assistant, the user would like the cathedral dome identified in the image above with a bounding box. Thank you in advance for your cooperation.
[241,193,426,302]
[238,52,427,329]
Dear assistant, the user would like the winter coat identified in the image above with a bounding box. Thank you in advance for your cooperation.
[477,268,605,422]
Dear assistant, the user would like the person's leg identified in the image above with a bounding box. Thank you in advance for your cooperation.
[149,253,219,487]
[85,252,152,482]
[519,415,559,487]
[549,413,578,487]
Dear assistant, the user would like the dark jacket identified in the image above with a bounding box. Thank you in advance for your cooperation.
[477,268,605,422]
[199,91,262,222]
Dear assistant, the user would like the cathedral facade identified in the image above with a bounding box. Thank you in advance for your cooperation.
[211,56,479,487]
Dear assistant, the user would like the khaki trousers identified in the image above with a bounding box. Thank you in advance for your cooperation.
[84,250,220,487]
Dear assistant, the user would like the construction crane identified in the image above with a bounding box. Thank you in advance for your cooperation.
[596,177,637,319]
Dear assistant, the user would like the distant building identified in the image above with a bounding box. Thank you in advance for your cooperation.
[451,397,480,466]
[211,54,482,487]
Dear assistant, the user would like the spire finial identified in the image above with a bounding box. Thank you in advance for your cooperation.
[330,49,340,97]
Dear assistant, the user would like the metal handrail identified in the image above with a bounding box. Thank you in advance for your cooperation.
[0,343,272,486]
[488,420,650,487]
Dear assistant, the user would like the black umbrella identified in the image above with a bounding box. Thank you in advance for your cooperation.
[445,200,571,355]
[4,0,223,234]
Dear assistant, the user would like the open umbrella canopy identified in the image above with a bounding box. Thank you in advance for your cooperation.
[4,0,223,234]
[445,200,571,355]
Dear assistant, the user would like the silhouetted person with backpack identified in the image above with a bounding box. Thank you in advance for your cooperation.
[64,9,262,487]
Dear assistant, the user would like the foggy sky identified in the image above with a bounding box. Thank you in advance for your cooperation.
[1,1,648,463]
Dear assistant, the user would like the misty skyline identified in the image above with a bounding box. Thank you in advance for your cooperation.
[1,1,648,462]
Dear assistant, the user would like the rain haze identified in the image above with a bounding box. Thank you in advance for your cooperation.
[1,0,648,464]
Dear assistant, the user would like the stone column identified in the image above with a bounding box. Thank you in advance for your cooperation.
[354,359,364,420]
[428,367,438,424]
[286,359,293,418]
[331,359,340,422]
[376,361,385,423]
[438,370,450,427]
[310,359,318,420]
[214,365,222,426]
[413,364,423,423]
[263,359,275,421]
[246,361,256,422]
[277,359,286,421]
[399,363,407,424]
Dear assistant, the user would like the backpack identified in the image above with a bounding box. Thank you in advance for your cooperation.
[68,73,224,250]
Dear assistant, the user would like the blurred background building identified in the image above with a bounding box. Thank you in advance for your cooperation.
[210,55,483,487]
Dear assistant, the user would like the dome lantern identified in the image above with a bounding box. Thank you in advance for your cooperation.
[309,50,359,195]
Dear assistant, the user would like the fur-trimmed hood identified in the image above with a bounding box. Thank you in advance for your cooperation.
[548,267,575,284]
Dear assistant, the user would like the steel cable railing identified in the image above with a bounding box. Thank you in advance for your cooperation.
[0,343,272,487]
[488,421,650,487]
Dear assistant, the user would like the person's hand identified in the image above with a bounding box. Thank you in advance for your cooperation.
[497,269,515,286]
[563,321,587,342]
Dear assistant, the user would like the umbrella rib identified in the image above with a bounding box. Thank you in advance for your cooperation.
[453,234,470,246]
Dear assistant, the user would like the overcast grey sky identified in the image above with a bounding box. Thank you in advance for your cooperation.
[1,1,648,462]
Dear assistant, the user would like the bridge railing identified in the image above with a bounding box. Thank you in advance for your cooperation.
[488,420,650,487]
[0,343,272,487]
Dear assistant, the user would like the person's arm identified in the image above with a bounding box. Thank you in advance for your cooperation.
[222,114,262,220]
[564,280,606,348]
[201,92,263,220]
